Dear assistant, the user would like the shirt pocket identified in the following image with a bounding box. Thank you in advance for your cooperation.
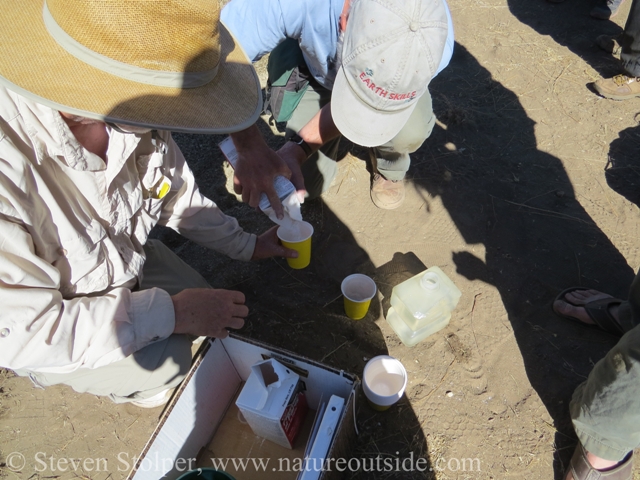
[137,152,171,221]
[56,219,111,296]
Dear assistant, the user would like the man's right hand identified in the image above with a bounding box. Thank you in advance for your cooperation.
[275,141,308,204]
[230,125,293,219]
[171,288,248,339]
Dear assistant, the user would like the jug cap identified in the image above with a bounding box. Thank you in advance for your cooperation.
[420,271,440,290]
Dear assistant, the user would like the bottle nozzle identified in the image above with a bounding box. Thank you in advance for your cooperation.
[420,272,439,290]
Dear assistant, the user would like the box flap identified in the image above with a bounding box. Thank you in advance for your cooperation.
[128,341,241,480]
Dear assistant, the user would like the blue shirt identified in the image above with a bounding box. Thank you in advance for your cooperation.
[222,0,454,90]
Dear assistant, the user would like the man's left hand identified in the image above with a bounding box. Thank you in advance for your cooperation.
[251,226,299,261]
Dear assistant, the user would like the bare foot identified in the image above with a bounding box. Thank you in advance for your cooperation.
[553,289,620,326]
[565,449,621,480]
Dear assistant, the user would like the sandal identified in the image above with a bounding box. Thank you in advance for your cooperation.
[553,287,626,337]
[566,444,633,480]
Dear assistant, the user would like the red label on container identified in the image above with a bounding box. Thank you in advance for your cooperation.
[281,391,308,447]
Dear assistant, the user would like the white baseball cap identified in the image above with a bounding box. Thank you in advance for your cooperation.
[332,0,448,147]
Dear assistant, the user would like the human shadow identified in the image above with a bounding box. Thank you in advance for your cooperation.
[405,42,636,479]
[111,39,633,480]
[605,122,640,206]
[166,127,438,479]
[106,53,437,478]
[507,0,625,78]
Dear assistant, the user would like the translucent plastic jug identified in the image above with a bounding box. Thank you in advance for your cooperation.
[385,266,461,347]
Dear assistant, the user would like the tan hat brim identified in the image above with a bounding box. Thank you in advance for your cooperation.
[0,0,262,134]
[331,66,415,147]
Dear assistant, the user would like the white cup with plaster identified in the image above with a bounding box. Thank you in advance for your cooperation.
[362,355,408,411]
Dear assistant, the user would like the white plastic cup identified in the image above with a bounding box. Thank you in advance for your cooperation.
[362,355,407,411]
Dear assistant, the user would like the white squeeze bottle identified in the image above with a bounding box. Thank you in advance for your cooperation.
[385,266,461,347]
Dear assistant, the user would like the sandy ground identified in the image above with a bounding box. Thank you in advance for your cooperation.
[3,0,640,478]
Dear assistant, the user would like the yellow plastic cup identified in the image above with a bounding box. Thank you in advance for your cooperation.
[277,221,314,269]
[341,274,377,320]
[362,355,407,411]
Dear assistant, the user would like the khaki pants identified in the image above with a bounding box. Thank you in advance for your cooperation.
[570,270,640,460]
[620,0,640,76]
[15,240,207,404]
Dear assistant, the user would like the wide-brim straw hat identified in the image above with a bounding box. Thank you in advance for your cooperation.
[0,0,262,133]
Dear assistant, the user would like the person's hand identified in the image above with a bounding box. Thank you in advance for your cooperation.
[251,226,299,261]
[230,126,293,219]
[275,141,308,203]
[171,288,248,339]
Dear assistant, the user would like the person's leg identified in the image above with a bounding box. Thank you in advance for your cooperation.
[285,85,340,200]
[593,0,640,99]
[21,334,193,404]
[590,0,629,20]
[266,39,341,200]
[373,89,435,181]
[138,238,211,293]
[369,89,435,209]
[16,240,209,403]
[620,0,640,76]
[560,270,640,479]
[566,325,640,478]
[617,266,640,329]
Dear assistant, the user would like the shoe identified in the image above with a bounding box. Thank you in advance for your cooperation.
[565,443,633,480]
[594,75,640,100]
[370,173,405,210]
[590,0,626,19]
[131,388,174,408]
[552,287,626,337]
[596,34,622,56]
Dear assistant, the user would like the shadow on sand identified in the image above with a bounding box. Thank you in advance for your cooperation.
[148,40,634,480]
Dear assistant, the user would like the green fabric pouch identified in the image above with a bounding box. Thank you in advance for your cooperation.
[266,38,311,123]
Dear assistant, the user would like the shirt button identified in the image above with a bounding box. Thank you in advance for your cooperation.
[58,248,68,256]
[0,328,10,338]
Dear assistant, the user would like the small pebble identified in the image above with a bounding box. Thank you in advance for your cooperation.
[446,391,454,397]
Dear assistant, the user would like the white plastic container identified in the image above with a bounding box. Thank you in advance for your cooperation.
[385,266,461,347]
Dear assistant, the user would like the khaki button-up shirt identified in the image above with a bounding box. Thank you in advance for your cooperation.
[0,87,256,374]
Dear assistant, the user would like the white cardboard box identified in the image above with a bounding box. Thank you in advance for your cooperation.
[127,334,359,480]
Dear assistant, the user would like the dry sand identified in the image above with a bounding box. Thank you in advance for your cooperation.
[3,0,640,478]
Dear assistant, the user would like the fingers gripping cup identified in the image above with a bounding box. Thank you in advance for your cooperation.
[341,274,377,320]
[277,221,314,269]
[362,355,408,411]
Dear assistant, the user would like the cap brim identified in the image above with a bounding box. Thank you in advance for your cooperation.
[0,0,262,134]
[331,66,416,147]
